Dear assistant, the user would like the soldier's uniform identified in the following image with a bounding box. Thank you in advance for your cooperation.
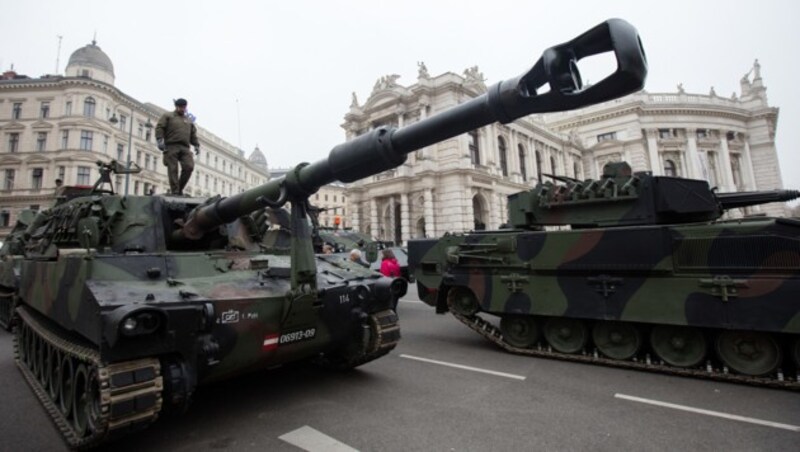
[155,105,199,195]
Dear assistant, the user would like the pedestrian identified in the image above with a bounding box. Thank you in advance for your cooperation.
[54,178,65,197]
[322,244,334,255]
[349,249,369,267]
[155,98,200,195]
[379,248,401,277]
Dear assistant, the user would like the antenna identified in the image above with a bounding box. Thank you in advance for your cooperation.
[55,35,63,74]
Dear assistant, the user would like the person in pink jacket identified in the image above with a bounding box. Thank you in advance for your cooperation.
[379,249,401,277]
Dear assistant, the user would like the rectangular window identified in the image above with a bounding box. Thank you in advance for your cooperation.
[697,129,708,139]
[117,144,124,162]
[58,166,66,183]
[31,168,43,190]
[36,132,47,152]
[136,151,142,165]
[134,181,140,195]
[83,99,96,117]
[40,102,50,119]
[145,154,151,170]
[0,211,9,227]
[8,133,20,152]
[65,101,72,116]
[468,130,480,166]
[205,174,209,189]
[61,130,69,149]
[80,130,93,151]
[119,115,127,132]
[76,166,91,185]
[12,103,22,120]
[597,131,617,142]
[103,135,109,153]
[4,169,15,190]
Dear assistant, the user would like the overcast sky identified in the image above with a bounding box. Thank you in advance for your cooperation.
[1,0,798,200]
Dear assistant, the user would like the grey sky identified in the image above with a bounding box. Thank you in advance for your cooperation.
[2,0,798,198]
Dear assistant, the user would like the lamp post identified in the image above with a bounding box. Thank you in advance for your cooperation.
[109,107,153,195]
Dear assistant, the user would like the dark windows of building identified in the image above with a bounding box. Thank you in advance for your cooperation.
[80,130,93,151]
[36,132,47,152]
[103,135,109,153]
[573,161,581,179]
[58,166,65,182]
[658,128,674,139]
[31,168,43,190]
[145,154,151,171]
[119,115,127,132]
[8,133,20,152]
[550,156,557,175]
[134,180,140,195]
[29,205,40,211]
[597,131,617,142]
[77,166,91,185]
[61,130,69,149]
[117,144,124,161]
[664,159,677,177]
[65,101,72,116]
[40,102,50,119]
[518,144,527,180]
[83,97,96,117]
[535,150,543,182]
[11,103,22,120]
[468,130,480,166]
[0,211,9,227]
[498,136,508,177]
[697,129,708,139]
[4,169,15,190]
[726,131,736,141]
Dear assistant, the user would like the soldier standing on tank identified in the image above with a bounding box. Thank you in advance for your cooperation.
[155,98,200,195]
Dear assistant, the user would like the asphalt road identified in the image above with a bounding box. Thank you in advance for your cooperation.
[1,295,798,452]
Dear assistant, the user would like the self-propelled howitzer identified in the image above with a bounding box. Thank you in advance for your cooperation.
[5,18,649,449]
[411,160,800,389]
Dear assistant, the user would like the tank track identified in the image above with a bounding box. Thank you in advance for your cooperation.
[320,309,401,370]
[445,301,800,391]
[14,306,163,450]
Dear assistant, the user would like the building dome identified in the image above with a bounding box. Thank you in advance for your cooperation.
[249,146,268,170]
[65,40,115,84]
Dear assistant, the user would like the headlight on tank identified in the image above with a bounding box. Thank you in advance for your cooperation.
[119,309,164,337]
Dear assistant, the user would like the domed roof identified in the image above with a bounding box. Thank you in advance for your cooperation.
[249,146,267,169]
[67,41,114,76]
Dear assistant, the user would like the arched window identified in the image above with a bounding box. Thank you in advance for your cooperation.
[83,97,96,117]
[498,136,508,177]
[468,130,480,166]
[664,159,677,177]
[518,144,527,180]
[550,156,557,176]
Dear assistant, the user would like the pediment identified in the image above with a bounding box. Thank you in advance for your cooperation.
[588,139,623,151]
[0,156,24,165]
[364,90,403,110]
[31,120,55,130]
[1,121,26,131]
[24,155,52,164]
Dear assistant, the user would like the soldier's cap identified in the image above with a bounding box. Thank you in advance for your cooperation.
[174,98,188,106]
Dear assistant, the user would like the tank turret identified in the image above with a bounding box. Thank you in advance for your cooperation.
[508,161,800,229]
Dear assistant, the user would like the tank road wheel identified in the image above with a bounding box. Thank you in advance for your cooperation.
[447,287,480,317]
[59,355,75,417]
[48,348,62,402]
[543,318,588,354]
[85,369,104,433]
[32,334,43,379]
[72,364,91,436]
[650,325,707,368]
[500,315,540,348]
[38,341,51,388]
[793,337,800,368]
[593,321,642,360]
[716,331,781,377]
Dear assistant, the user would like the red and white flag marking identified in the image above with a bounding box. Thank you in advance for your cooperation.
[263,333,279,351]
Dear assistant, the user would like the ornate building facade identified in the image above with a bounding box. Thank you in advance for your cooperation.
[0,41,269,237]
[342,60,786,245]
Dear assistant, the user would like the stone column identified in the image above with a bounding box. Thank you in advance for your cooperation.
[400,193,409,245]
[742,137,758,190]
[718,131,735,191]
[685,128,702,179]
[369,198,378,239]
[351,198,361,232]
[423,189,435,238]
[508,130,520,182]
[388,196,396,244]
[646,129,661,175]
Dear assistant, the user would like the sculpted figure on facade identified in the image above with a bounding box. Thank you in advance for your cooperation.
[417,61,430,79]
[463,65,486,84]
[677,83,685,94]
[373,74,401,92]
[350,91,359,108]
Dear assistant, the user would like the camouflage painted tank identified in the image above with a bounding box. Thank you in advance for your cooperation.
[0,18,649,448]
[410,161,800,389]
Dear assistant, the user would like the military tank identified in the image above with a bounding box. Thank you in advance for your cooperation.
[1,18,649,448]
[409,161,800,389]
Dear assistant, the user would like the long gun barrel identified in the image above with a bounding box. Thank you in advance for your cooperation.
[717,189,800,210]
[179,18,648,240]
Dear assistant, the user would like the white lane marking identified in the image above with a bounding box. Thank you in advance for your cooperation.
[279,425,359,452]
[399,298,424,304]
[400,354,526,380]
[615,394,800,432]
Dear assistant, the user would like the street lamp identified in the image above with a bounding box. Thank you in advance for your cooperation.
[109,107,153,195]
